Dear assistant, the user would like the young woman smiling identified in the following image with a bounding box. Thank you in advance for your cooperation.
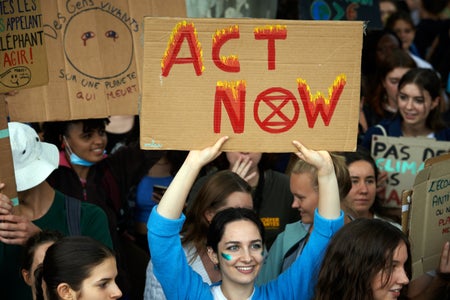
[42,118,163,299]
[361,68,450,151]
[147,136,344,299]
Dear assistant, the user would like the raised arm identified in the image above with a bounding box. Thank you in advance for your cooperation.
[292,141,340,219]
[156,136,229,220]
[259,142,343,299]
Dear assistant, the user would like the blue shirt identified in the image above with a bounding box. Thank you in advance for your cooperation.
[135,176,173,223]
[148,207,344,300]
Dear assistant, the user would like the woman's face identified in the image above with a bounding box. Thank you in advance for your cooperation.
[371,241,409,300]
[397,83,439,131]
[214,220,264,289]
[382,67,411,107]
[75,257,122,300]
[392,19,415,51]
[290,172,319,224]
[344,160,376,218]
[64,122,107,163]
[376,34,401,63]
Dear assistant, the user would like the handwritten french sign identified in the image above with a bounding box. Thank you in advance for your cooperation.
[140,17,363,152]
[5,0,186,122]
[409,155,450,279]
[0,0,48,92]
[371,135,450,208]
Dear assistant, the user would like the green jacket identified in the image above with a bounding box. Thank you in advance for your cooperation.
[0,190,112,299]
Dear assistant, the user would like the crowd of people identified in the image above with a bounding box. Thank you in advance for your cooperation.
[1,1,450,299]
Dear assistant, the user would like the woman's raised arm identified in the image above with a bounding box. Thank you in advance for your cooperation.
[156,136,229,219]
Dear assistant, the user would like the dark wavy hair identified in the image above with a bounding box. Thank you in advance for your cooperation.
[315,218,411,300]
[341,148,396,221]
[206,207,265,253]
[367,48,416,120]
[34,236,115,300]
[385,10,416,34]
[21,230,63,288]
[421,0,449,15]
[42,118,109,150]
[397,68,445,132]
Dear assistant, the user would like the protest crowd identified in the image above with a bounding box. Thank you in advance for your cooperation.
[1,0,450,299]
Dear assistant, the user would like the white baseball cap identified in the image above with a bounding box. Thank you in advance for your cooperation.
[8,122,59,191]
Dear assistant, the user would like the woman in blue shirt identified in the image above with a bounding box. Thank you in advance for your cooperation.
[147,137,344,299]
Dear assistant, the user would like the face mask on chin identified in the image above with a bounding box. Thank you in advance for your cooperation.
[69,151,95,167]
[63,136,95,167]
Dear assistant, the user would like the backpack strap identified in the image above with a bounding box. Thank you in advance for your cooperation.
[375,124,387,136]
[65,195,82,236]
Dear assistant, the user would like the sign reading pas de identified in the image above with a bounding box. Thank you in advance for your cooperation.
[140,18,363,152]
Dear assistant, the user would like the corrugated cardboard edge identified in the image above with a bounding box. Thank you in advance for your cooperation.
[0,95,18,200]
[409,153,450,280]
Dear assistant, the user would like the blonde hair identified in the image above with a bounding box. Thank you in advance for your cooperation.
[290,153,351,201]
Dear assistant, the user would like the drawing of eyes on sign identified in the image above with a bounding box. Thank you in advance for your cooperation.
[0,0,48,93]
[63,8,133,80]
[6,0,187,122]
[140,17,363,152]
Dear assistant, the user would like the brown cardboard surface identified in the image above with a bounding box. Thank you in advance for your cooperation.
[6,0,186,122]
[371,135,450,209]
[0,0,48,93]
[140,18,362,152]
[0,95,17,200]
[409,154,450,280]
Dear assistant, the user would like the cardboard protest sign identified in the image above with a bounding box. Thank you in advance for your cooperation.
[409,153,450,279]
[6,0,186,122]
[140,18,363,152]
[298,0,382,29]
[0,0,48,93]
[371,135,450,210]
[0,95,17,202]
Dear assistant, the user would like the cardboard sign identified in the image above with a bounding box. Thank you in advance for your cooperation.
[0,0,48,93]
[409,153,450,279]
[371,135,450,209]
[6,0,186,122]
[140,18,362,152]
[298,0,382,29]
[0,95,17,201]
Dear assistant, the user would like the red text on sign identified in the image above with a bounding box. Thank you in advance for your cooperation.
[214,75,346,133]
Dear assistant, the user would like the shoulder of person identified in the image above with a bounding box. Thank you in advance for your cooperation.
[278,221,309,246]
[80,201,107,216]
[435,127,450,141]
[370,117,400,135]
